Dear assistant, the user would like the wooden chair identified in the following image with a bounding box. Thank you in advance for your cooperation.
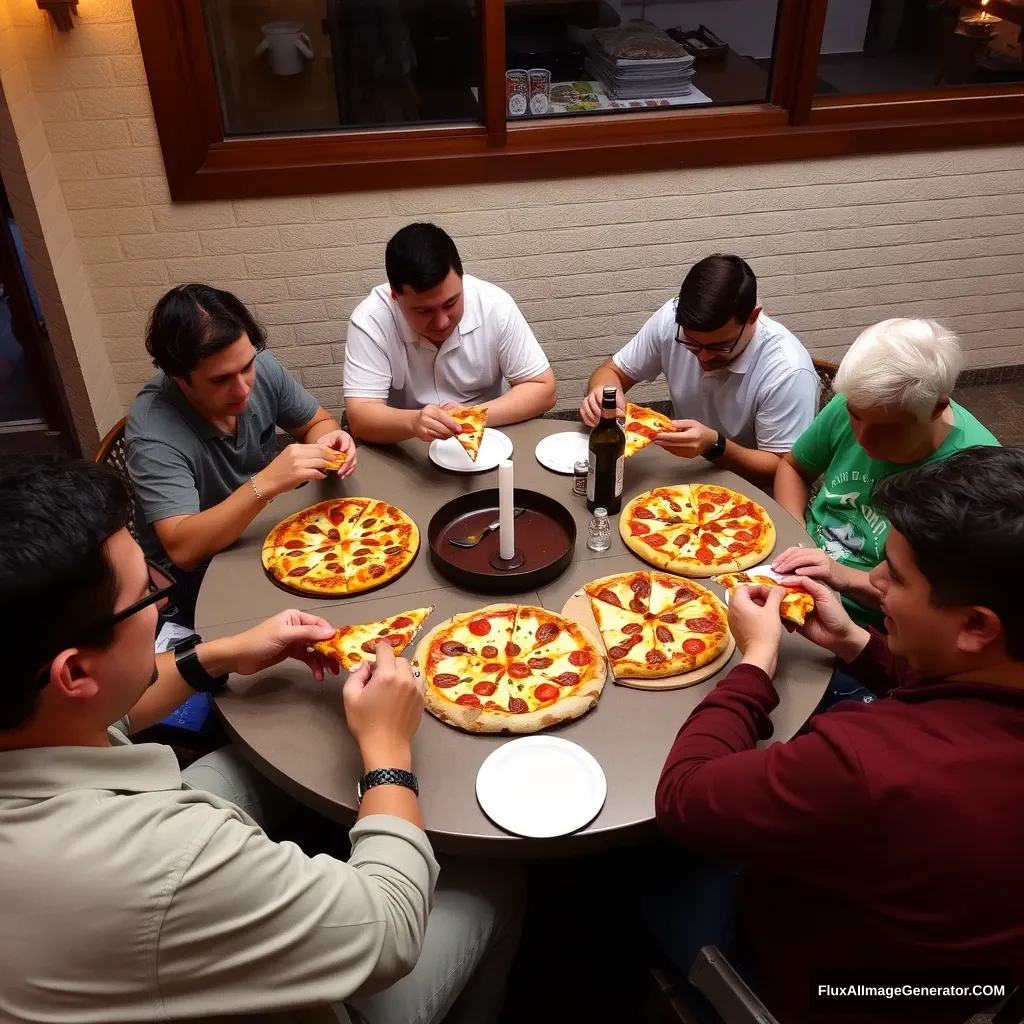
[93,415,138,540]
[813,358,838,413]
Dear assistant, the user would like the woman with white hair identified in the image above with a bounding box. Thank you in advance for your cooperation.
[772,318,998,631]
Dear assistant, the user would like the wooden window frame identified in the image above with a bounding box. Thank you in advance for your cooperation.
[132,0,1024,202]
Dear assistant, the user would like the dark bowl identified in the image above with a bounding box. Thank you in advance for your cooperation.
[428,488,576,593]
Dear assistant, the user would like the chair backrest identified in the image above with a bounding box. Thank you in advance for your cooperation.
[93,416,139,541]
[813,358,839,414]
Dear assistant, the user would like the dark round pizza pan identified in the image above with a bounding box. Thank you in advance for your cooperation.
[428,488,576,593]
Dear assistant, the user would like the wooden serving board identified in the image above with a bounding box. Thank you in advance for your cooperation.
[560,582,736,692]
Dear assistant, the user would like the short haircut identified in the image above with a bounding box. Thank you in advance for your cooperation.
[0,456,129,731]
[385,223,463,294]
[676,254,758,332]
[873,446,1023,661]
[834,318,963,420]
[145,283,267,380]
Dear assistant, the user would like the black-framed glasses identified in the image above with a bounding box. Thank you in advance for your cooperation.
[33,561,176,689]
[675,322,745,355]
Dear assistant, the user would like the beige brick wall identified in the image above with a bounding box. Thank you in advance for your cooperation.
[3,0,1024,437]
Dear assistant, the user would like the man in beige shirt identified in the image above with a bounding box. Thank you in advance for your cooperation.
[0,455,520,1024]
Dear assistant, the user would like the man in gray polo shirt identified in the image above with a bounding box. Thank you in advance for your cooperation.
[127,284,357,621]
[580,255,818,489]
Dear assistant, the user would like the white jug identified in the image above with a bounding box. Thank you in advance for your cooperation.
[255,21,314,77]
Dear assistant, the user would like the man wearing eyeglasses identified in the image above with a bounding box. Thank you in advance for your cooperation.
[579,255,818,488]
[0,455,520,1024]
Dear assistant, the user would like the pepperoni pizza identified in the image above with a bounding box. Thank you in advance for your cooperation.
[311,606,434,671]
[623,402,674,458]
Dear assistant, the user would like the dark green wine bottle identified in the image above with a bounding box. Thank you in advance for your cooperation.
[587,386,625,514]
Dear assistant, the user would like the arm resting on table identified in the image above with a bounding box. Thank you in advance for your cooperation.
[345,398,420,444]
[709,441,781,490]
[482,368,557,426]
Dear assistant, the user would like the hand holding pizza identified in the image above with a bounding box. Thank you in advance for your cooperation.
[254,442,340,500]
[580,384,625,428]
[343,642,424,764]
[772,546,852,592]
[226,609,338,681]
[653,420,718,459]
[314,428,358,479]
[778,576,871,662]
[727,585,785,676]
[414,403,462,442]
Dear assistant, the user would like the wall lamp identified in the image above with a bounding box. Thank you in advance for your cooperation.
[37,1,78,32]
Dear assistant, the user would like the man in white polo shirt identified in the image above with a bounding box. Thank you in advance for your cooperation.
[580,254,818,488]
[344,223,556,444]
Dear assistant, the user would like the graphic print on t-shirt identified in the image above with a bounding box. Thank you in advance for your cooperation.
[812,467,887,567]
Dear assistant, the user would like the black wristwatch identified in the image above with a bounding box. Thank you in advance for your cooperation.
[357,768,419,802]
[704,431,727,461]
[173,634,230,694]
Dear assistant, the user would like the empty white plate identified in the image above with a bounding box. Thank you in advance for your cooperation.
[718,563,783,604]
[535,430,590,474]
[476,736,607,838]
[429,428,513,473]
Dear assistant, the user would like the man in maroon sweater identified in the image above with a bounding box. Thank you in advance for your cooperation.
[655,446,1024,1024]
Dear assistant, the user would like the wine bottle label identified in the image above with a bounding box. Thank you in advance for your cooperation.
[614,455,624,497]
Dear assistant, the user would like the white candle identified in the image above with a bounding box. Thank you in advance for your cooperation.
[498,459,515,559]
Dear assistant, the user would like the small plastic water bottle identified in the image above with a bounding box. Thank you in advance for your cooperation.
[587,507,611,552]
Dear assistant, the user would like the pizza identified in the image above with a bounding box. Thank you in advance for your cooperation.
[621,484,776,576]
[714,572,815,626]
[450,406,487,461]
[262,497,419,596]
[412,604,606,734]
[584,571,730,679]
[324,451,348,472]
[311,606,434,671]
[623,402,674,458]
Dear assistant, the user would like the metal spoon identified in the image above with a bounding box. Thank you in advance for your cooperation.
[448,508,525,548]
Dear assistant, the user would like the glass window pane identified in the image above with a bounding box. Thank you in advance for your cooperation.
[203,0,481,136]
[817,0,1024,95]
[503,1,780,120]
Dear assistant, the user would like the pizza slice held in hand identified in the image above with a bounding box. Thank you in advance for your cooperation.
[624,403,674,458]
[713,573,815,626]
[450,406,488,462]
[324,451,348,472]
[311,606,434,671]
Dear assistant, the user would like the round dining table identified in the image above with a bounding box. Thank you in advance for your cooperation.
[196,418,833,858]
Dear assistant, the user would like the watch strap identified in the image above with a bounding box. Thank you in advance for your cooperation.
[173,635,230,694]
[357,768,419,801]
[704,431,727,461]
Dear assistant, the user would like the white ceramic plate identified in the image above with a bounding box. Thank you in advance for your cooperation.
[475,736,607,838]
[535,430,590,475]
[429,428,513,473]
[718,562,782,604]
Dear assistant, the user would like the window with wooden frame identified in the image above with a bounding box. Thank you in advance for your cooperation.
[133,0,1024,201]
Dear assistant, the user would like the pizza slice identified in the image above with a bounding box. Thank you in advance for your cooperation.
[623,402,674,458]
[311,606,435,670]
[324,450,348,472]
[583,571,652,618]
[714,572,815,626]
[449,406,488,462]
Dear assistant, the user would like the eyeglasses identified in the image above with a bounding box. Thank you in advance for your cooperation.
[675,322,746,355]
[33,560,176,689]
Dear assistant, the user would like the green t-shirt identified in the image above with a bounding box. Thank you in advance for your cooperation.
[792,395,999,626]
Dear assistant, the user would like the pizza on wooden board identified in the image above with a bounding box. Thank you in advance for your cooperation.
[311,606,434,671]
[584,571,730,678]
[449,406,488,461]
[713,573,815,626]
[262,498,419,596]
[623,402,674,458]
[621,484,776,576]
[412,604,606,734]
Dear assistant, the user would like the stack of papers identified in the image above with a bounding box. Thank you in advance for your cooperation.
[586,21,696,99]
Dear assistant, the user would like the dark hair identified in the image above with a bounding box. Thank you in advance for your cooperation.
[676,254,758,332]
[145,283,267,380]
[385,223,463,294]
[873,446,1024,661]
[0,456,129,731]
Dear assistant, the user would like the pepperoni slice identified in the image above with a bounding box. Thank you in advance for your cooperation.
[731,502,756,518]
[367,564,386,578]
[481,645,498,659]
[568,649,593,666]
[655,625,673,643]
[596,589,621,607]
[327,506,345,526]
[391,616,413,629]
[534,683,559,703]
[284,540,306,550]
[710,490,730,505]
[483,700,502,710]
[551,671,580,687]
[634,506,656,520]
[352,557,367,566]
[506,642,522,657]
[686,616,720,633]
[673,533,688,547]
[507,697,529,714]
[433,673,460,688]
[468,618,492,636]
[698,502,715,516]
[646,534,668,548]
[631,521,651,536]
[626,421,657,439]
[607,645,628,660]
[384,545,403,556]
[646,650,667,664]
[440,640,467,656]
[535,622,561,645]
[361,517,378,529]
[683,638,707,655]
[630,576,651,598]
[482,662,505,674]
[629,598,646,613]
[508,662,531,679]
[622,622,643,635]
[667,500,682,513]
[287,566,310,577]
[703,534,720,548]
[707,521,724,533]
[659,612,680,624]
[473,681,497,696]
[528,657,554,670]
[728,542,748,554]
[456,693,481,706]
[732,530,753,543]
[304,524,322,535]
[353,548,371,556]
[695,547,715,565]
[327,528,341,541]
